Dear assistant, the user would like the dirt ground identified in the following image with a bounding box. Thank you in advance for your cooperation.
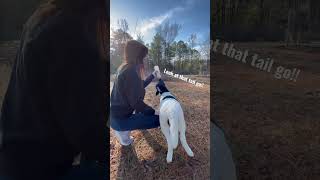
[110,77,210,180]
[213,42,320,180]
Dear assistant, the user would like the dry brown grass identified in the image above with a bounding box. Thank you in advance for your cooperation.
[110,77,210,180]
[213,42,320,180]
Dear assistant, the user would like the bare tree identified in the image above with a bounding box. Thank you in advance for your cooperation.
[188,33,197,59]
[199,38,210,75]
[117,19,129,43]
[156,21,181,67]
[136,32,144,44]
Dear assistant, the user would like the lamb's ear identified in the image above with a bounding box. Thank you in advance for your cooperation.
[156,86,160,96]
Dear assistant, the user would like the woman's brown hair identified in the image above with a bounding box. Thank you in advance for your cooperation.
[120,40,148,79]
[124,40,148,65]
[58,0,108,62]
[33,0,108,62]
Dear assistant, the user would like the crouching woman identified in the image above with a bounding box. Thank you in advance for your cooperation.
[110,40,161,145]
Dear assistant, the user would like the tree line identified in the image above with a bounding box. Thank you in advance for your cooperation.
[111,19,210,75]
[211,0,320,45]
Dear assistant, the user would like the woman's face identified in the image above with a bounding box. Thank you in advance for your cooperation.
[135,53,148,68]
[142,54,149,66]
[136,63,145,80]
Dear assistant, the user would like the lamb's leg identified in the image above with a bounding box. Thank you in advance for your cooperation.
[160,115,174,163]
[180,128,194,157]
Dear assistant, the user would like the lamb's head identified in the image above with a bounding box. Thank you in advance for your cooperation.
[155,79,169,96]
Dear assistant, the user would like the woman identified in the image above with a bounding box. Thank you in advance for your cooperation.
[0,0,107,179]
[110,40,161,145]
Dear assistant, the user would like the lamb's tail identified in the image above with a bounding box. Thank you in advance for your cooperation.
[169,118,179,149]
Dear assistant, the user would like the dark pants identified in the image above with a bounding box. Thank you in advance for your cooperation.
[110,113,160,131]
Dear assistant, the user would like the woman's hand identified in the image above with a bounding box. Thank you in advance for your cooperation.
[152,66,161,79]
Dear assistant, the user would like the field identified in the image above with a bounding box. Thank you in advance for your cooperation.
[213,42,320,180]
[110,76,210,180]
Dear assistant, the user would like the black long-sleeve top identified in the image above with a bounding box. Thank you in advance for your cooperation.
[110,64,155,118]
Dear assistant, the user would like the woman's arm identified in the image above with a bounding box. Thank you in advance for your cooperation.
[143,74,155,88]
[125,68,155,115]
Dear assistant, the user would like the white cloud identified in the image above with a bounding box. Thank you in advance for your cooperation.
[135,0,194,43]
[139,14,169,34]
[110,0,196,43]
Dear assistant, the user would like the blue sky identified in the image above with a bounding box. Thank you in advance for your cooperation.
[110,0,210,46]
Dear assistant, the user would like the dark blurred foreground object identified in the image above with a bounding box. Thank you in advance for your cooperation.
[0,0,108,179]
[211,121,237,180]
[59,155,108,180]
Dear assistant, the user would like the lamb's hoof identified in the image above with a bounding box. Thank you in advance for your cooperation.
[187,151,194,157]
[166,156,173,163]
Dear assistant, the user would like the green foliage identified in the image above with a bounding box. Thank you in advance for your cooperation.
[149,33,163,68]
[149,34,208,75]
[111,19,209,75]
